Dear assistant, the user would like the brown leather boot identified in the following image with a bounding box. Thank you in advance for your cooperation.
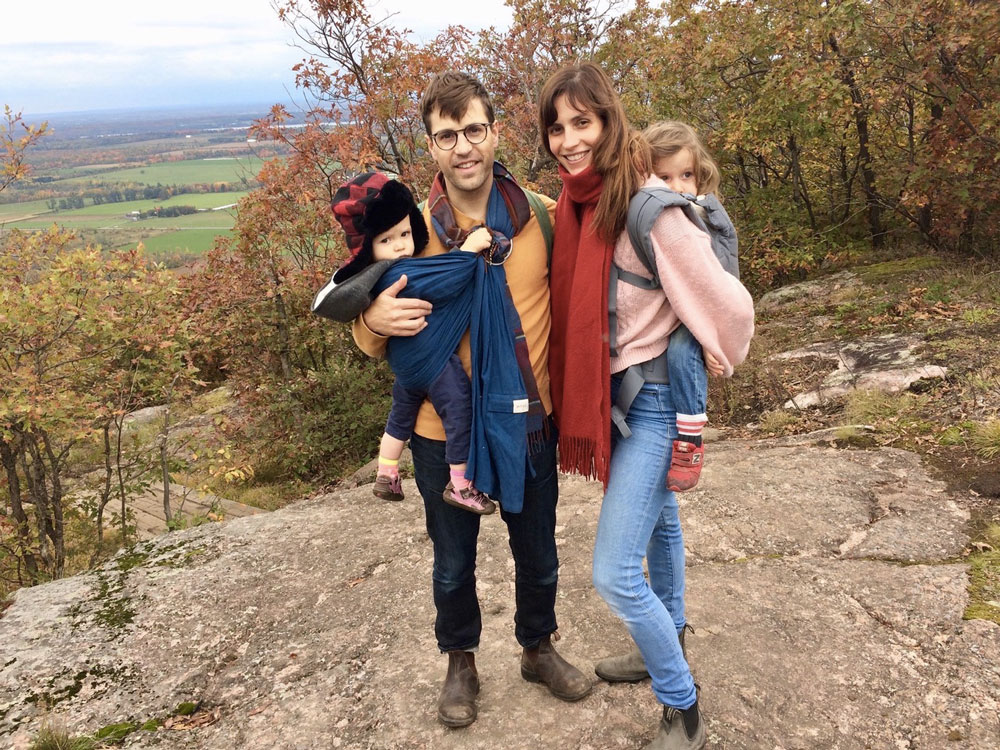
[595,625,692,683]
[437,651,479,728]
[594,646,647,682]
[520,634,592,701]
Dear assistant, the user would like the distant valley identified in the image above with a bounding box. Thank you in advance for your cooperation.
[0,103,301,264]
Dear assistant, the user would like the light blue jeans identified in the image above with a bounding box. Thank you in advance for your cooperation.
[592,377,697,709]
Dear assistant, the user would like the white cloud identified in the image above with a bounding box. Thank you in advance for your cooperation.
[3,0,513,114]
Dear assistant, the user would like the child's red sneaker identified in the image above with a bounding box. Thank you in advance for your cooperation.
[667,440,704,492]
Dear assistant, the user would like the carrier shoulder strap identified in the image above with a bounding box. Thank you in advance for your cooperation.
[608,188,689,357]
[524,190,553,266]
[624,187,707,281]
[627,187,740,279]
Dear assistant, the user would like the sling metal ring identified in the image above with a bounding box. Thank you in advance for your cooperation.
[485,237,513,266]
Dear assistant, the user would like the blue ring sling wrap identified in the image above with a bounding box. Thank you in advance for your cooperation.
[373,251,532,512]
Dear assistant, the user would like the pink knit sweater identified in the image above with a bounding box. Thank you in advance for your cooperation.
[610,176,755,377]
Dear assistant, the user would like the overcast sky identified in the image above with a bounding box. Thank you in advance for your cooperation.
[3,0,513,116]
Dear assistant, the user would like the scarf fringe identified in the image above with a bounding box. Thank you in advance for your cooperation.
[557,435,610,487]
[527,416,551,457]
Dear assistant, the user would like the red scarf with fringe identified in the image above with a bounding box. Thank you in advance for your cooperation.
[549,165,613,486]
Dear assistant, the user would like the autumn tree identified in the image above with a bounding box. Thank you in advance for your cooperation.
[1,107,48,196]
[260,0,474,199]
[0,229,189,585]
[646,0,999,287]
[469,0,663,190]
[856,0,1000,252]
[1,106,196,588]
[180,160,395,480]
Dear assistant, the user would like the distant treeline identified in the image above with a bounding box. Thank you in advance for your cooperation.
[133,205,198,219]
[46,200,200,217]
[43,182,244,211]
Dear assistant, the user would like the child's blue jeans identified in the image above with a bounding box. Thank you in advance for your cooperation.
[666,324,707,424]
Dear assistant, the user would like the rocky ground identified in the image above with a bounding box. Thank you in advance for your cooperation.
[2,255,998,749]
[1,434,998,749]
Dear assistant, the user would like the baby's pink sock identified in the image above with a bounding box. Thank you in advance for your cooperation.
[450,469,471,490]
[378,456,399,477]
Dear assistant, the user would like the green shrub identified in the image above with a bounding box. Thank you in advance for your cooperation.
[730,186,862,294]
[234,354,393,482]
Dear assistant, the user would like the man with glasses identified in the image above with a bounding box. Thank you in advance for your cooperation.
[352,71,591,727]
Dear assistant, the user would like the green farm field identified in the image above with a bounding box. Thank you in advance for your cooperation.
[2,191,246,222]
[1,107,289,264]
[57,157,267,187]
[7,209,237,231]
[0,198,54,223]
[6,208,240,259]
[136,228,228,255]
[2,156,262,256]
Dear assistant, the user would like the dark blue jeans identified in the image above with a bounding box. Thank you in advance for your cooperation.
[410,421,559,652]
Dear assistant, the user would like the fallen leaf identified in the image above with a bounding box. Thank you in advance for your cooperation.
[164,707,221,730]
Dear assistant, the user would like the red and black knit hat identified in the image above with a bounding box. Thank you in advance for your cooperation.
[331,172,429,283]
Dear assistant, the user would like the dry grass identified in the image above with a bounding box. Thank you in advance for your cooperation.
[971,419,1000,460]
[28,725,96,750]
[966,524,1000,624]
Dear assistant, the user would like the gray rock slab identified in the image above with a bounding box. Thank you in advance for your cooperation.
[1,443,996,750]
[687,559,1000,750]
[757,271,860,312]
[682,443,968,562]
[122,405,169,429]
[773,333,948,409]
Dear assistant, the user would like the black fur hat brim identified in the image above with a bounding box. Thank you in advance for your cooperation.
[362,180,430,255]
[358,182,429,266]
[332,179,430,283]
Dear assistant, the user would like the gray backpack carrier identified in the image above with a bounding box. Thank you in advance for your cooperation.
[609,188,739,438]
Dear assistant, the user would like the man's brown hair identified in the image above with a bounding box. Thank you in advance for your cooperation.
[420,71,495,133]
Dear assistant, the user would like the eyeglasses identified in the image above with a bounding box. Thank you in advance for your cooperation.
[429,122,493,151]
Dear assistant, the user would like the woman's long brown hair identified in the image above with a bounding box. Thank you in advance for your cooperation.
[538,62,650,244]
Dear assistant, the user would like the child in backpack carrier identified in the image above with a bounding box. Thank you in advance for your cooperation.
[323,172,495,514]
[644,121,736,491]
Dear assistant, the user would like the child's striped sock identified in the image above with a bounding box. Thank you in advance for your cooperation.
[378,456,399,477]
[676,413,707,447]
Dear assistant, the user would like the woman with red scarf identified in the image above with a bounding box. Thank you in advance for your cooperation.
[539,63,754,750]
